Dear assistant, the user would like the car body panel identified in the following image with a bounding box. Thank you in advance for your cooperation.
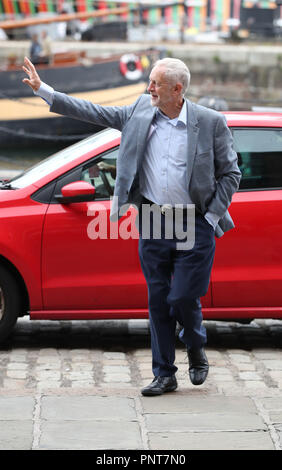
[41,201,146,311]
[224,112,282,127]
[0,189,47,309]
[212,190,282,307]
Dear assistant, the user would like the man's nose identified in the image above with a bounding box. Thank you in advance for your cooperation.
[147,81,154,92]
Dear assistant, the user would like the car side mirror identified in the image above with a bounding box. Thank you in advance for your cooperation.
[55,181,96,204]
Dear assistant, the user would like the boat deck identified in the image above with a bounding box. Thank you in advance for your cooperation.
[0,82,147,121]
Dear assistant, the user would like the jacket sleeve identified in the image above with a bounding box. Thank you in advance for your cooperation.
[50,92,142,131]
[207,114,241,218]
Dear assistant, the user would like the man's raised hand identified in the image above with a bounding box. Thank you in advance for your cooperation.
[22,57,41,92]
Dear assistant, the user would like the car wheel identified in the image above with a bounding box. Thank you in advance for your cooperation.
[0,266,20,344]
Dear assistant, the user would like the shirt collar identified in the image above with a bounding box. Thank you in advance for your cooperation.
[156,100,187,127]
[177,100,187,126]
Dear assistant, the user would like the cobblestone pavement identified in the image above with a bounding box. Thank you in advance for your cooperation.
[0,317,282,450]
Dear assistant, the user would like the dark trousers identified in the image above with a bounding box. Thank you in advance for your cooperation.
[138,207,216,377]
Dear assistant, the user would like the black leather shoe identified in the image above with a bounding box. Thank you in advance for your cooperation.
[187,347,209,385]
[141,375,178,396]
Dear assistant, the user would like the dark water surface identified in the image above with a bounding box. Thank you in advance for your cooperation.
[0,144,66,171]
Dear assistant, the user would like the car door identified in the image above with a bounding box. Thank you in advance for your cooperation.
[212,126,282,312]
[41,146,147,313]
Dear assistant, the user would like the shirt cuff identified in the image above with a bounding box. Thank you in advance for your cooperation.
[34,81,54,106]
[204,211,220,230]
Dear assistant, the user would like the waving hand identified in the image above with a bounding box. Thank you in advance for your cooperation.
[22,56,41,92]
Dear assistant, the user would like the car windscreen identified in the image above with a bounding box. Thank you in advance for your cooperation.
[9,128,120,189]
[232,128,282,190]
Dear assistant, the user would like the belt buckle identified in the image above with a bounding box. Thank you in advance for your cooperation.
[160,204,173,215]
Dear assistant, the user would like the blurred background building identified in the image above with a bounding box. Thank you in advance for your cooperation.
[0,1,282,41]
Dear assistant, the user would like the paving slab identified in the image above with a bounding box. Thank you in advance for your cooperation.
[41,396,136,421]
[0,397,35,450]
[40,395,142,450]
[268,411,282,424]
[40,420,142,450]
[145,412,266,432]
[148,431,275,450]
[0,421,33,450]
[141,395,257,414]
[0,396,34,419]
[261,398,282,410]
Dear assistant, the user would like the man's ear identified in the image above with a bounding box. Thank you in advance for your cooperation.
[174,82,183,95]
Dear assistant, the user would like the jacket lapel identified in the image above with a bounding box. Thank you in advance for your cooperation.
[186,99,199,184]
[136,106,157,170]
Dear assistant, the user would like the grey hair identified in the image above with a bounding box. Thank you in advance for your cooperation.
[153,58,191,95]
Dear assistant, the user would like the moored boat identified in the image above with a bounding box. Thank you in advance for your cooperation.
[0,47,165,148]
[1,48,162,98]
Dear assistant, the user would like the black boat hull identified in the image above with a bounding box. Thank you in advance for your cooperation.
[0,115,104,149]
[0,49,163,98]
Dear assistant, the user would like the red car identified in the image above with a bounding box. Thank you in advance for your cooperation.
[0,112,282,343]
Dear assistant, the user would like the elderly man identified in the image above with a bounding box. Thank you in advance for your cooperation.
[23,56,241,396]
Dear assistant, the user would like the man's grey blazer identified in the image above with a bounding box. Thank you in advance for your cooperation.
[50,92,241,238]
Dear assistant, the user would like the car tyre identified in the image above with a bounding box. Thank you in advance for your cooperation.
[0,266,20,344]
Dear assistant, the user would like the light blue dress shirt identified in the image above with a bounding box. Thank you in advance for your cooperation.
[140,103,192,206]
[35,83,219,229]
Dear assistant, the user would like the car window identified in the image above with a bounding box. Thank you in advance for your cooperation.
[232,128,282,190]
[81,147,118,200]
[8,128,120,189]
